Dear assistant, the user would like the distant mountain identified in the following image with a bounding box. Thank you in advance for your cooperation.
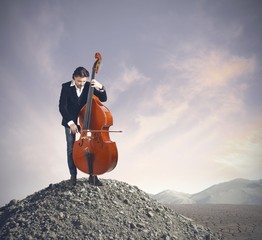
[153,190,194,204]
[153,178,262,205]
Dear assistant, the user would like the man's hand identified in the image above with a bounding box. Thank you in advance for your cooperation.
[69,123,78,134]
[91,79,103,90]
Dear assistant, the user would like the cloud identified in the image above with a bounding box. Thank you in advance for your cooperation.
[113,49,257,151]
[109,64,150,103]
[162,49,256,119]
[110,48,259,190]
[133,103,188,145]
[165,49,256,87]
[214,120,262,172]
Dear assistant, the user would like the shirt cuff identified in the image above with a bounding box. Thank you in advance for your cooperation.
[67,120,74,127]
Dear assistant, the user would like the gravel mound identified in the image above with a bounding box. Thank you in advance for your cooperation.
[0,178,222,239]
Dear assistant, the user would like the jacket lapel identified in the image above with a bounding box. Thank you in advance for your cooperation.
[70,85,79,102]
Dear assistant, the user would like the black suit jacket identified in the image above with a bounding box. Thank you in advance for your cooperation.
[59,81,107,127]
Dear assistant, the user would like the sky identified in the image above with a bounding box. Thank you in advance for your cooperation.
[0,0,262,206]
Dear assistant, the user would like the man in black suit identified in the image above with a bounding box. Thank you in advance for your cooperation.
[59,66,107,186]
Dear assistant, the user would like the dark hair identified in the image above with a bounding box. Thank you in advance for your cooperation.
[72,67,89,79]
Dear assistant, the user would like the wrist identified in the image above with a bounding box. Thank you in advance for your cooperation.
[67,120,75,127]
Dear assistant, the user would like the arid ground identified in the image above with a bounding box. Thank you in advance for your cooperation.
[169,204,262,240]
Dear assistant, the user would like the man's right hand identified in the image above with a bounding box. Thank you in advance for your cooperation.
[69,123,78,134]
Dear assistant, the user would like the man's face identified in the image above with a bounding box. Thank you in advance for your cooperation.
[74,76,87,88]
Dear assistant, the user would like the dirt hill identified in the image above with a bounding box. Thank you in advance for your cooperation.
[0,178,222,240]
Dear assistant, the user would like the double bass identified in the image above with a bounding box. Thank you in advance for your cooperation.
[73,53,119,177]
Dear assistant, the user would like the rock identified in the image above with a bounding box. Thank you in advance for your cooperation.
[0,178,222,240]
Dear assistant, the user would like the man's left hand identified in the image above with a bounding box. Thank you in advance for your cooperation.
[91,79,103,90]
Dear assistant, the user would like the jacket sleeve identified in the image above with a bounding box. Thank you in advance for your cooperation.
[94,86,107,102]
[59,83,74,124]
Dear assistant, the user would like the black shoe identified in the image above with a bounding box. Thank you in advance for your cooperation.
[70,175,77,186]
[89,175,103,186]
